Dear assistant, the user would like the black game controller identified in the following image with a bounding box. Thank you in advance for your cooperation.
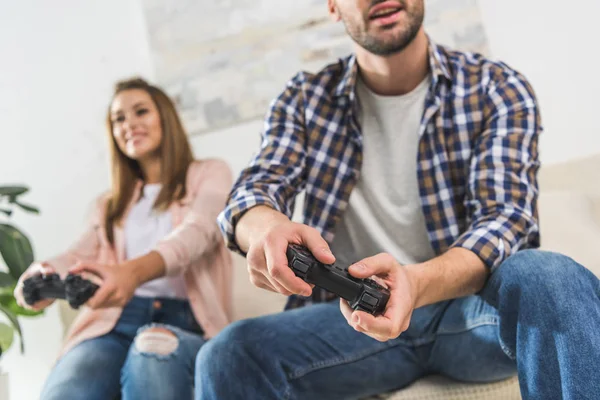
[22,273,99,309]
[286,244,390,315]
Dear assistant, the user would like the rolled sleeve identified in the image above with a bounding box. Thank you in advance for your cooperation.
[451,68,542,270]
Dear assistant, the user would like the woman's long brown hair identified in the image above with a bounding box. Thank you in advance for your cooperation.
[104,78,194,245]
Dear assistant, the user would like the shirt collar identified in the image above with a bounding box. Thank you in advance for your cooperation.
[333,38,452,99]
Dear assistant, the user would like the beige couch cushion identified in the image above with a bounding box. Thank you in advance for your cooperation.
[378,375,520,400]
[537,154,600,276]
[538,191,600,275]
[231,253,287,319]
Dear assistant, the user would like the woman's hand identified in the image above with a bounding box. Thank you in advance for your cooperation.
[14,262,57,311]
[69,262,141,309]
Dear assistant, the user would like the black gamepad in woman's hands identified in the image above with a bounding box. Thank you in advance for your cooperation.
[22,273,99,309]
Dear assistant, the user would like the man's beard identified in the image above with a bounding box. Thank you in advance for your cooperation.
[342,0,424,56]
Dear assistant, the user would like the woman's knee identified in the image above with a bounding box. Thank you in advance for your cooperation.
[122,324,181,378]
[121,325,190,399]
[132,325,179,356]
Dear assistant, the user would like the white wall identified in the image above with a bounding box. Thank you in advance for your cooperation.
[190,119,263,177]
[477,0,600,165]
[0,1,153,398]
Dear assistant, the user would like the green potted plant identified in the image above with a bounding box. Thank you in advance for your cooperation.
[0,185,43,397]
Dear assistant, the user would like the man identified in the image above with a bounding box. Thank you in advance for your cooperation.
[196,1,600,398]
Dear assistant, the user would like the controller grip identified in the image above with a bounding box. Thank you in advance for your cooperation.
[22,273,65,305]
[292,259,362,302]
[286,244,390,315]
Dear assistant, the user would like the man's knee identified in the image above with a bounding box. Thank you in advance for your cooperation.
[132,325,179,357]
[196,318,271,373]
[495,249,594,297]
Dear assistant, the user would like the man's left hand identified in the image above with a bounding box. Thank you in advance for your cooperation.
[340,253,419,342]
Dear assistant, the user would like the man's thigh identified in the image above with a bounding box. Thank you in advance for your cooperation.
[247,302,428,398]
[428,295,517,382]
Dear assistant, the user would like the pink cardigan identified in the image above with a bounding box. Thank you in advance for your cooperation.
[36,159,233,357]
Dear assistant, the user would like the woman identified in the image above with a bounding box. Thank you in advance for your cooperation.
[14,78,233,400]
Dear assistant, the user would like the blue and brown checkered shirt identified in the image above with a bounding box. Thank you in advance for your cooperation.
[217,41,542,309]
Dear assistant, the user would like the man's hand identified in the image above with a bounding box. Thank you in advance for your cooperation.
[69,262,140,309]
[245,218,335,296]
[14,262,56,311]
[340,253,419,342]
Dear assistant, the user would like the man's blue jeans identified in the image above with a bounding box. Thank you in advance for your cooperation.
[195,250,600,399]
[41,296,206,400]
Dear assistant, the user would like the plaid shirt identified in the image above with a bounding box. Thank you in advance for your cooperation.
[217,41,542,309]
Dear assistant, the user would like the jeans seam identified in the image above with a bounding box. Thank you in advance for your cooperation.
[283,385,292,400]
[287,338,415,381]
[434,317,499,336]
[497,335,516,360]
[433,317,516,361]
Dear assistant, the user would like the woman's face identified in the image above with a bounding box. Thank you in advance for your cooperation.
[110,89,162,161]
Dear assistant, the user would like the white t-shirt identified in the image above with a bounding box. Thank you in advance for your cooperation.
[330,74,436,267]
[125,183,187,299]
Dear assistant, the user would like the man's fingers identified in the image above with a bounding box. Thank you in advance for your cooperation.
[352,312,397,341]
[267,278,294,296]
[249,270,278,292]
[354,303,407,340]
[354,325,388,342]
[301,225,336,265]
[342,305,390,342]
[248,248,295,295]
[250,272,292,296]
[348,253,397,279]
[341,296,408,341]
[339,299,354,323]
[264,236,311,296]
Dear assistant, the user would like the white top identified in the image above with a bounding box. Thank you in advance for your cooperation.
[330,74,436,267]
[125,183,187,299]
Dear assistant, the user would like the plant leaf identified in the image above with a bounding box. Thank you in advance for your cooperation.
[13,201,40,215]
[0,186,28,198]
[0,223,34,280]
[0,303,23,352]
[0,322,14,354]
[0,272,15,287]
[0,287,43,317]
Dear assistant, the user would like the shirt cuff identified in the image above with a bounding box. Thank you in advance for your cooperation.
[217,193,282,255]
[450,225,510,270]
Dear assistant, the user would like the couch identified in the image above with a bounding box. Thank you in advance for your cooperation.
[59,153,600,399]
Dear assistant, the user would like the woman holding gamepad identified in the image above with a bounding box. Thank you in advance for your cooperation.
[14,78,234,400]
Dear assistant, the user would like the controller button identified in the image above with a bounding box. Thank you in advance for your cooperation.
[292,260,310,274]
[153,300,162,309]
[361,293,378,307]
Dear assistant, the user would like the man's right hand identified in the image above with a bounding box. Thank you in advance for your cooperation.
[14,262,57,311]
[237,206,335,296]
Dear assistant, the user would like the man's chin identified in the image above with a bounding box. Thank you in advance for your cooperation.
[363,29,418,55]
